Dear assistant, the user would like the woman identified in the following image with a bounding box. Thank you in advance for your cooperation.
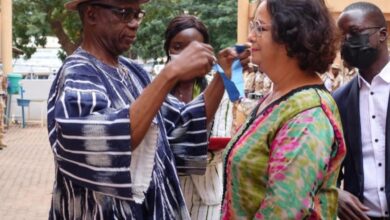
[164,15,209,103]
[222,0,346,219]
[163,14,225,220]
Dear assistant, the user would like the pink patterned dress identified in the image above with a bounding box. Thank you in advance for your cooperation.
[222,85,346,220]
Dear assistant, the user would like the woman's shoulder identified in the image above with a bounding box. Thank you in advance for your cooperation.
[272,85,339,123]
[285,85,337,107]
[277,85,326,113]
[284,86,342,130]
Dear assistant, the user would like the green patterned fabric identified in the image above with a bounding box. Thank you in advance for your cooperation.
[222,85,346,220]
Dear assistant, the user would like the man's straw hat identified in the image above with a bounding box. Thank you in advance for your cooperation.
[65,0,150,11]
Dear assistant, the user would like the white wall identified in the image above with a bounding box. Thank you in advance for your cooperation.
[9,79,53,124]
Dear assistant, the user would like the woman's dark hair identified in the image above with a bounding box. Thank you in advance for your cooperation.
[265,0,339,74]
[164,14,210,62]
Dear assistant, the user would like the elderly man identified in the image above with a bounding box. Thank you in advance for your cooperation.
[48,0,248,219]
[333,2,390,220]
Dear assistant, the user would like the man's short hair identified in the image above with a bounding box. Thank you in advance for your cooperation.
[343,2,387,28]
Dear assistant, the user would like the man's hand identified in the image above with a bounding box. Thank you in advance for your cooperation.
[165,41,215,82]
[338,189,370,220]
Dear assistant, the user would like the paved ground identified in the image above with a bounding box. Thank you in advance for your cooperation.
[0,124,54,220]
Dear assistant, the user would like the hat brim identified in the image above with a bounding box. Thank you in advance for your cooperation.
[65,0,150,11]
[65,0,89,11]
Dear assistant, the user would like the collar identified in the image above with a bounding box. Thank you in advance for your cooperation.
[357,74,366,88]
[378,60,390,83]
[358,60,390,88]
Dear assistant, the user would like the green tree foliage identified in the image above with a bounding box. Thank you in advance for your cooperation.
[12,0,237,60]
[183,0,238,53]
[132,0,237,59]
[13,0,81,59]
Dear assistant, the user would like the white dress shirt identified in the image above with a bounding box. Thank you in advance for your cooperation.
[359,61,390,217]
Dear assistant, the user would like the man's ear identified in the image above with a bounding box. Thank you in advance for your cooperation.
[84,6,98,25]
[379,27,388,43]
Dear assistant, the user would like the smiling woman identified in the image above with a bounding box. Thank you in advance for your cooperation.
[221,0,346,219]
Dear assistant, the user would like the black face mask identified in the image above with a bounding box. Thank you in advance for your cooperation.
[341,33,379,69]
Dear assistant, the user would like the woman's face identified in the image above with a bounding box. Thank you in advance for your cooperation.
[248,1,284,73]
[168,28,205,58]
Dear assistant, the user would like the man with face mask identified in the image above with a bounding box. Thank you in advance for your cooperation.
[333,2,390,220]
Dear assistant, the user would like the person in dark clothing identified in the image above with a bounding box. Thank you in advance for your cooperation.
[333,2,390,220]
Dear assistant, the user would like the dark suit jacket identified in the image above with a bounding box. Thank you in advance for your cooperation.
[333,76,390,212]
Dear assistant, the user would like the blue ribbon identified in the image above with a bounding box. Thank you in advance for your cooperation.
[212,59,244,102]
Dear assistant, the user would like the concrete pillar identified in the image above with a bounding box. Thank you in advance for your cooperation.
[237,0,250,44]
[0,10,2,63]
[0,0,11,140]
[1,0,13,75]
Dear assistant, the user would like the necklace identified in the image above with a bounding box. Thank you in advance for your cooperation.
[176,89,186,100]
[117,64,130,84]
[80,47,126,82]
[178,91,184,99]
[99,63,130,86]
[175,86,192,103]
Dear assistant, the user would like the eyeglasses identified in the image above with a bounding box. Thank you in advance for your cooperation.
[90,3,146,23]
[343,26,382,40]
[249,20,271,37]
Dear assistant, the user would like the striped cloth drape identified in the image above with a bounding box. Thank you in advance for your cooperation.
[47,48,208,220]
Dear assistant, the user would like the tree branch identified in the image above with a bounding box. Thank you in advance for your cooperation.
[49,19,78,55]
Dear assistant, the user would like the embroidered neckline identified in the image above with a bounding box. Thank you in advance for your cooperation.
[102,63,131,86]
[76,47,132,86]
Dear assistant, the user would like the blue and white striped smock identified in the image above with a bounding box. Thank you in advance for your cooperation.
[47,48,208,219]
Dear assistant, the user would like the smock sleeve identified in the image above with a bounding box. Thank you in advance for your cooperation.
[51,65,156,203]
[161,94,208,175]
